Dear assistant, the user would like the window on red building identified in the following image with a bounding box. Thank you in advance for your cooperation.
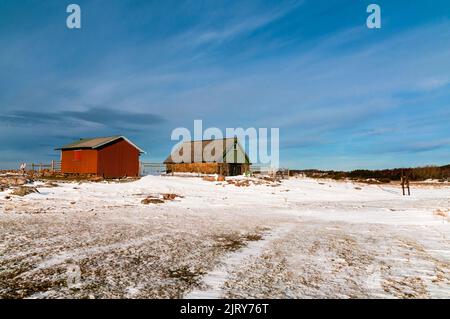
[73,150,81,161]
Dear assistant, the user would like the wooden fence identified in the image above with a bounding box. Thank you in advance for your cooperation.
[139,163,289,178]
[140,162,166,176]
[250,165,290,179]
[28,160,61,173]
[25,161,289,178]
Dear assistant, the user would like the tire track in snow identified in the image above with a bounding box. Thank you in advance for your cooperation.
[185,224,294,299]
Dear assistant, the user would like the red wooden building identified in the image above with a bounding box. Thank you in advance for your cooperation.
[56,136,145,178]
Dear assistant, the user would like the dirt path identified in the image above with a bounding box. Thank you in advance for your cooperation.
[221,220,450,298]
[185,224,294,299]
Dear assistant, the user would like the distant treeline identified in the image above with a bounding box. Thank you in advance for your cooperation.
[290,164,450,182]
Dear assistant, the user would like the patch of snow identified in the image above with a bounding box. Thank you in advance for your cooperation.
[1,176,449,298]
[185,225,293,299]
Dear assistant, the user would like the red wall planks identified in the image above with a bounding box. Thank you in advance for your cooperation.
[60,138,140,178]
[61,149,98,174]
[97,139,140,178]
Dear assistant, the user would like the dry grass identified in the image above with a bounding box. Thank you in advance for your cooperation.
[433,209,449,217]
[10,186,40,197]
[162,193,183,201]
[213,231,265,252]
[141,197,164,204]
[141,193,183,204]
[167,266,206,285]
[0,209,277,299]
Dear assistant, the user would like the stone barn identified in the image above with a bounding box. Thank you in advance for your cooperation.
[164,137,251,176]
[56,136,145,178]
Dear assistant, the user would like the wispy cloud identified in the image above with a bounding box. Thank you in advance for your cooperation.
[175,1,303,47]
[0,1,449,169]
[0,107,166,129]
[374,139,450,154]
[414,77,449,91]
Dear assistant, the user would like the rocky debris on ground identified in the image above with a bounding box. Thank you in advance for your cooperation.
[0,175,34,193]
[225,177,282,187]
[433,209,449,218]
[227,179,251,187]
[203,175,281,187]
[162,193,184,200]
[0,175,31,188]
[41,181,59,188]
[141,193,183,205]
[141,197,165,204]
[39,170,58,178]
[202,175,226,182]
[10,186,40,197]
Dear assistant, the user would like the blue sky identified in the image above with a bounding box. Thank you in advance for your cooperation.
[0,0,449,170]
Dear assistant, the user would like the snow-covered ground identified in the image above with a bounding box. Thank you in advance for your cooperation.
[0,176,449,298]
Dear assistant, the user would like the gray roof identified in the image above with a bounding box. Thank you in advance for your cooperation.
[164,138,249,164]
[56,136,146,153]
